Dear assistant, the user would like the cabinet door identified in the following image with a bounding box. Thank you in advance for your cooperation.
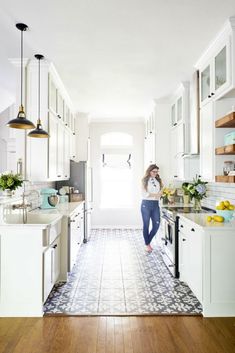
[43,247,53,302]
[214,41,231,95]
[51,238,60,284]
[177,97,183,123]
[48,113,58,180]
[171,103,176,127]
[179,231,189,283]
[64,129,70,179]
[57,123,64,179]
[57,91,64,120]
[200,64,211,104]
[49,76,57,113]
[187,228,202,303]
[200,101,214,181]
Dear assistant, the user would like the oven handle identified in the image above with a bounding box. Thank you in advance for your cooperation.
[162,215,175,227]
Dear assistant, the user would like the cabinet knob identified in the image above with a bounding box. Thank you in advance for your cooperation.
[70,219,75,223]
[182,238,186,241]
[52,244,57,249]
[191,228,195,232]
[65,123,68,126]
[208,94,211,98]
[173,123,177,126]
[211,92,215,96]
[180,224,184,228]
[174,175,178,178]
[77,226,80,228]
[57,115,61,119]
[73,155,75,158]
[73,132,75,136]
[65,175,68,177]
[57,175,61,177]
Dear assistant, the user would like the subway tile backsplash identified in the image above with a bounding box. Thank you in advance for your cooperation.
[173,181,235,210]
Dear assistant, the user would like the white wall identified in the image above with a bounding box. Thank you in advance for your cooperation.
[90,121,144,227]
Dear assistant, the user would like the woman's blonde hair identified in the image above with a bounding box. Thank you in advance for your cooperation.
[142,164,163,191]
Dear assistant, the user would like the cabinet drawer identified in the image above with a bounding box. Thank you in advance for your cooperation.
[178,218,200,235]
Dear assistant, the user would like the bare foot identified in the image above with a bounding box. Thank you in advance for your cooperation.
[149,244,153,250]
[145,245,152,252]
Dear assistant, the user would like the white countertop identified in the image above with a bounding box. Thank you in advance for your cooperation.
[179,213,235,230]
[31,201,84,217]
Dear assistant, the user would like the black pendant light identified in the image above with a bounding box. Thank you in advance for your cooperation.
[28,54,49,138]
[7,23,35,129]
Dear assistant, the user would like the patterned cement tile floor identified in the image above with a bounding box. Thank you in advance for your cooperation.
[44,229,202,315]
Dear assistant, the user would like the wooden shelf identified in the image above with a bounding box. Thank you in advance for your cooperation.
[215,175,235,183]
[215,112,235,128]
[215,144,235,155]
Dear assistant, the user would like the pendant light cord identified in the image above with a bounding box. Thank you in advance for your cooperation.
[20,29,23,107]
[38,57,40,121]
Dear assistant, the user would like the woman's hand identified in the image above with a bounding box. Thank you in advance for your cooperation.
[155,191,163,200]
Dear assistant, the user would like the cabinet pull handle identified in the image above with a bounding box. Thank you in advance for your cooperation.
[180,224,183,228]
[191,228,195,232]
[182,238,186,241]
[52,244,57,249]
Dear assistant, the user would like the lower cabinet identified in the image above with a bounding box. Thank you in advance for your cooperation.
[43,236,61,302]
[179,219,203,303]
[69,208,84,272]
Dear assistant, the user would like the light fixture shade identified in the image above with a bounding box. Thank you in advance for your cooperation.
[28,54,49,138]
[7,23,35,130]
[7,105,35,129]
[28,120,49,138]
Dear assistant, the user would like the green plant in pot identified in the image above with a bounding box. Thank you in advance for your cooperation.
[0,171,23,196]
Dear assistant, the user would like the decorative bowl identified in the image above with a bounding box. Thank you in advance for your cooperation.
[216,210,234,222]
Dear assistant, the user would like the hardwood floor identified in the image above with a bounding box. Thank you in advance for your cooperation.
[0,316,235,353]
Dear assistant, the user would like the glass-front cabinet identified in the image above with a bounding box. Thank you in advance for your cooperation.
[214,45,227,91]
[199,39,231,106]
[201,64,211,103]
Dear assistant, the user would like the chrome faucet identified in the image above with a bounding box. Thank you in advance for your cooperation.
[11,181,40,223]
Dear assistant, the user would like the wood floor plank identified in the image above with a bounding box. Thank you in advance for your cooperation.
[96,317,107,353]
[0,316,235,353]
[106,317,115,353]
[122,317,133,353]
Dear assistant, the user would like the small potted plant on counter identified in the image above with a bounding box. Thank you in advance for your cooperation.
[0,171,23,197]
[161,186,176,204]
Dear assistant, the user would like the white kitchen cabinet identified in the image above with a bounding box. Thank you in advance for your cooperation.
[196,18,235,107]
[48,113,70,180]
[179,218,203,304]
[26,60,75,181]
[200,101,214,181]
[69,209,84,271]
[43,236,61,302]
[171,123,185,180]
[179,214,235,317]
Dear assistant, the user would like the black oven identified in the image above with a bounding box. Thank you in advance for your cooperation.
[161,213,179,278]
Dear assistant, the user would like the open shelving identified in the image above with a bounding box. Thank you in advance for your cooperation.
[215,112,235,183]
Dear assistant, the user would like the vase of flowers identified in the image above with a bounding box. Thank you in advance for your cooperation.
[182,175,208,211]
[161,186,176,205]
[0,171,23,197]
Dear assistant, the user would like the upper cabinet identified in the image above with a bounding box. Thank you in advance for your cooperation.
[27,60,76,181]
[196,18,235,107]
[170,82,189,130]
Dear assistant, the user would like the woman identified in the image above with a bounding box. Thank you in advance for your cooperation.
[141,164,163,252]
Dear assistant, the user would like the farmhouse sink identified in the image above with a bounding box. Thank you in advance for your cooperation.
[0,213,62,246]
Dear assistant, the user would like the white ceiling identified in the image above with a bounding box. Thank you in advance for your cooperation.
[0,0,235,120]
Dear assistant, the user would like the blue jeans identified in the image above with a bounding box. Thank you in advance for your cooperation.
[141,200,160,245]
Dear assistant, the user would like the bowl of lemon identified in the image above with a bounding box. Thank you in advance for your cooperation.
[215,200,235,222]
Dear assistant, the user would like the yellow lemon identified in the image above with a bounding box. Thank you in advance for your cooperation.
[216,205,223,210]
[207,216,212,222]
[224,200,230,207]
[213,215,224,222]
[228,205,235,210]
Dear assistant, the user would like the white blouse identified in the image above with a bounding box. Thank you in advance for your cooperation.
[142,178,161,200]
